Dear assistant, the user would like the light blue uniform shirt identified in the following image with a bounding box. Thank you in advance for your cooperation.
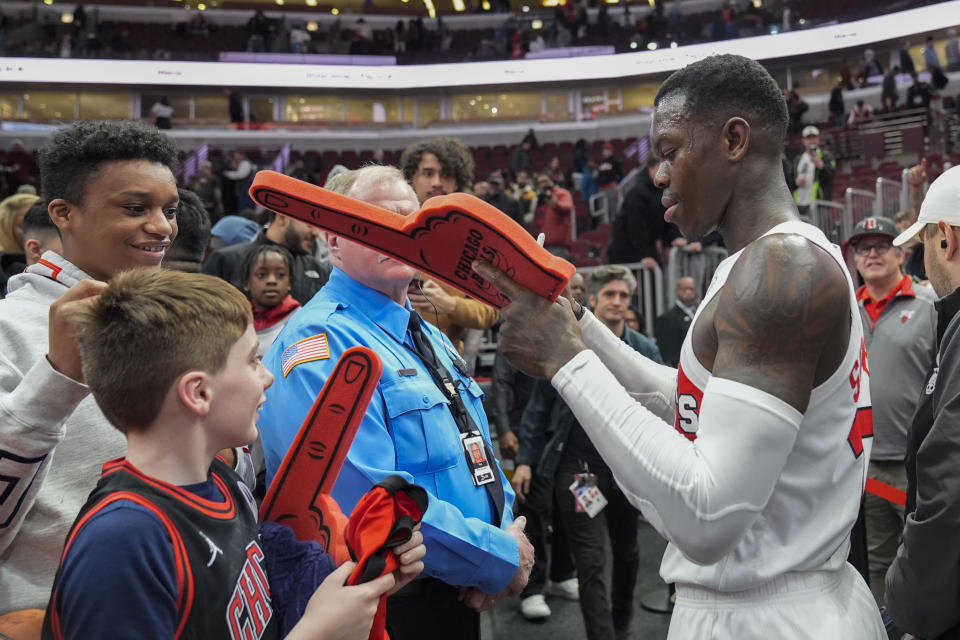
[259,267,518,594]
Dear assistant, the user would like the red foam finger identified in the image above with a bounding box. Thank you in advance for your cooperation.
[250,171,575,308]
[260,346,383,564]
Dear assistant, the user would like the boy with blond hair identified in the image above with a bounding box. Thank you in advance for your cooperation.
[43,269,424,639]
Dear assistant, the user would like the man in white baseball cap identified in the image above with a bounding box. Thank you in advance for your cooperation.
[886,164,960,638]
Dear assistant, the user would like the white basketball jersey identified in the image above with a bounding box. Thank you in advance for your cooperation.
[662,221,872,591]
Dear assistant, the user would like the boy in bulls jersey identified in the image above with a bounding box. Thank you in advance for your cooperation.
[476,54,885,638]
[44,270,424,640]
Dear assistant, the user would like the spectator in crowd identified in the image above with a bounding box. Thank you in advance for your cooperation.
[258,165,533,640]
[546,155,566,188]
[490,341,575,622]
[401,138,499,353]
[187,160,223,223]
[882,66,900,112]
[473,180,489,198]
[607,152,678,267]
[595,142,624,216]
[895,209,925,280]
[898,40,916,77]
[792,125,837,219]
[522,127,539,150]
[222,150,256,211]
[483,172,525,225]
[829,81,846,127]
[847,99,872,125]
[654,276,698,368]
[515,266,659,639]
[923,34,942,71]
[513,169,538,221]
[533,172,573,258]
[240,243,300,357]
[572,139,589,178]
[287,157,316,185]
[946,28,960,72]
[246,9,274,52]
[0,192,39,253]
[842,216,937,607]
[42,268,424,637]
[4,139,38,193]
[785,88,808,134]
[0,120,187,613]
[862,47,884,82]
[886,165,960,639]
[906,72,934,118]
[510,140,534,180]
[289,21,310,54]
[162,187,210,274]
[0,200,60,298]
[149,96,174,130]
[226,87,245,125]
[209,214,259,251]
[624,305,642,334]
[568,271,586,304]
[203,208,328,306]
[188,12,210,37]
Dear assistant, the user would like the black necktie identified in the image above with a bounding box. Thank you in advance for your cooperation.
[407,311,505,525]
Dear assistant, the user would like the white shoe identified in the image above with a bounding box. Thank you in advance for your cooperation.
[520,594,551,619]
[547,578,580,601]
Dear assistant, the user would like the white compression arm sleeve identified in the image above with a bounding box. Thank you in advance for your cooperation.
[578,309,677,422]
[553,350,802,566]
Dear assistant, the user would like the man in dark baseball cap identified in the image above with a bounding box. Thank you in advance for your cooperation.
[482,171,525,225]
[846,215,938,608]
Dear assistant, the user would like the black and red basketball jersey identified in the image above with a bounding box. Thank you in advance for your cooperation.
[44,457,279,640]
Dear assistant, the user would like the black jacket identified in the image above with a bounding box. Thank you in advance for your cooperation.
[886,286,960,639]
[483,191,525,226]
[202,232,330,305]
[654,303,694,367]
[607,170,677,264]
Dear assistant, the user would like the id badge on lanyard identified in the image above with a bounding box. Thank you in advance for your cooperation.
[461,431,496,486]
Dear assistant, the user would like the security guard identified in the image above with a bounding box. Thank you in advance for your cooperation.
[258,165,532,640]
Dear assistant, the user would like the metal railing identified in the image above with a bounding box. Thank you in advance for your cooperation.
[813,200,848,245]
[875,177,901,218]
[664,245,728,310]
[845,188,876,230]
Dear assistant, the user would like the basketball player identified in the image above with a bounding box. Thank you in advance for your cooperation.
[474,54,885,638]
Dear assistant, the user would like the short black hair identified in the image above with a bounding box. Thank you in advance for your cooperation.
[165,188,211,266]
[40,120,179,206]
[399,137,475,194]
[20,200,59,241]
[240,243,295,293]
[655,54,788,147]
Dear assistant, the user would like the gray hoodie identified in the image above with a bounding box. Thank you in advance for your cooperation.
[0,252,125,612]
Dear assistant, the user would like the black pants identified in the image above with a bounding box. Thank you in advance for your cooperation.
[555,459,640,640]
[517,473,575,598]
[387,578,479,640]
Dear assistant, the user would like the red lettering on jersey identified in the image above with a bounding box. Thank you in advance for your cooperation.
[227,540,274,640]
[849,340,870,402]
[675,364,703,442]
[847,407,874,458]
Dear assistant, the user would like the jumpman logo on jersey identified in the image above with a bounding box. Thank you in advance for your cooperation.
[198,529,224,567]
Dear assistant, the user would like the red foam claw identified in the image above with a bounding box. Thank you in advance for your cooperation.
[250,170,575,309]
[260,347,383,565]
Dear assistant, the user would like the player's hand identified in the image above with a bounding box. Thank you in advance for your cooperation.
[512,465,532,502]
[290,561,395,640]
[47,279,108,382]
[409,279,458,315]
[387,525,426,596]
[471,262,585,379]
[499,431,519,459]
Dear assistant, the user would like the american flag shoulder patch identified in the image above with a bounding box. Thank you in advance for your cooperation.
[280,333,330,377]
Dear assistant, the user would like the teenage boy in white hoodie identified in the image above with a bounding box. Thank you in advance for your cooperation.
[0,120,189,612]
